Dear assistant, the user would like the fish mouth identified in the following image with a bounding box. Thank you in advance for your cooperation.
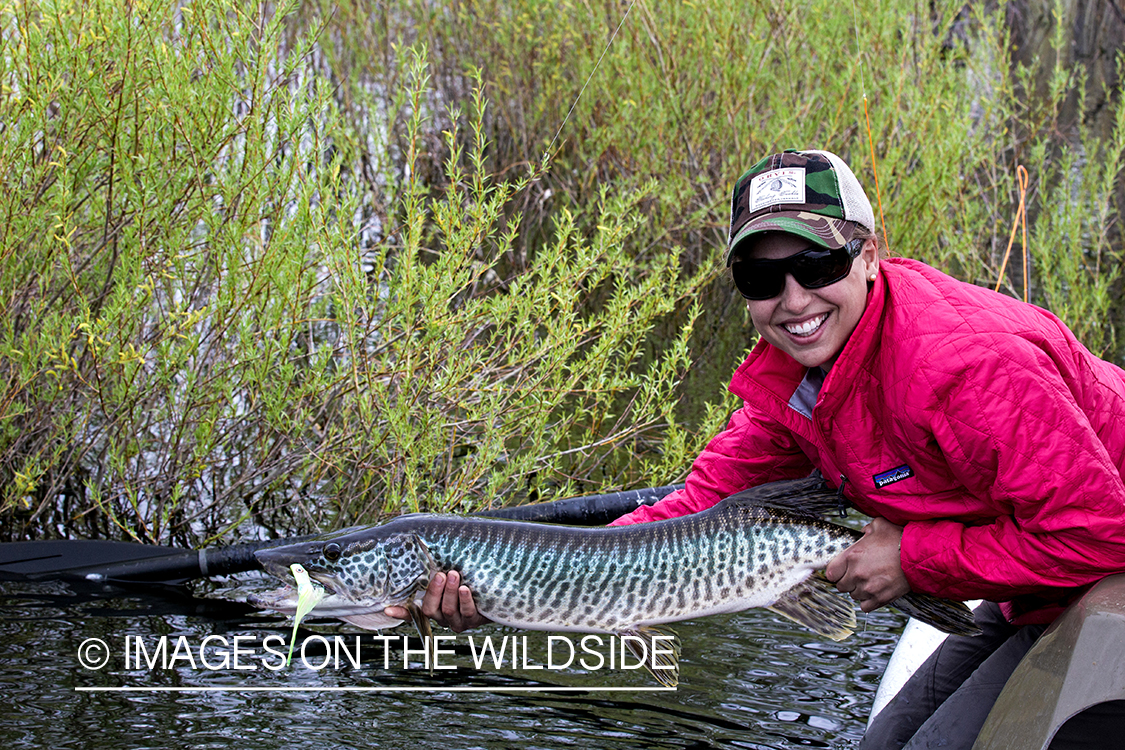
[248,562,383,618]
[248,563,405,627]
[247,584,302,614]
[254,545,345,599]
[247,584,389,618]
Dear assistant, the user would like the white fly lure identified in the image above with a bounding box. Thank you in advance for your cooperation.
[286,563,325,667]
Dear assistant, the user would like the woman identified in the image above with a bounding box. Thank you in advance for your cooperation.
[390,149,1125,748]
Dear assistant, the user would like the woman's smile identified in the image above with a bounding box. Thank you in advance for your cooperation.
[782,311,829,337]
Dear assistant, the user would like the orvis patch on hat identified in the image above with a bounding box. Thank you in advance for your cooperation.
[749,168,806,211]
[725,149,876,264]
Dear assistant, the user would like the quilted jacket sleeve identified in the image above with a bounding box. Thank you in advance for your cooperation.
[609,401,814,525]
[899,335,1125,602]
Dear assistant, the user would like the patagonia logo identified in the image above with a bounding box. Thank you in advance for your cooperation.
[873,464,914,488]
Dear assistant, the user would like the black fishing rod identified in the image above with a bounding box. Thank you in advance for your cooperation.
[0,484,681,586]
[474,484,679,525]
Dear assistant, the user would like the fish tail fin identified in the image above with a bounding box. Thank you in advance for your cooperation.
[892,593,982,637]
[618,626,681,688]
[768,573,856,641]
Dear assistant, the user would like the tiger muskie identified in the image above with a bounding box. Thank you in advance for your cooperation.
[251,477,980,687]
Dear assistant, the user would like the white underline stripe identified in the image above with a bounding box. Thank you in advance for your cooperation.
[75,685,676,693]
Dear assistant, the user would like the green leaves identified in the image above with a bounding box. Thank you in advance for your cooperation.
[0,0,351,540]
[0,6,713,542]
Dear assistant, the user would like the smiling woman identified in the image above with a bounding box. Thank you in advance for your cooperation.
[605,148,1125,749]
[429,148,1125,749]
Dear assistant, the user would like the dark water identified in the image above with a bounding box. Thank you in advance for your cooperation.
[0,576,905,749]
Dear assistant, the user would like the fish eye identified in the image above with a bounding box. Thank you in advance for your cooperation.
[323,542,341,562]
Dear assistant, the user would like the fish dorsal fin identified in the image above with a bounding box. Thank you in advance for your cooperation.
[617,625,681,688]
[767,573,856,641]
[721,476,841,519]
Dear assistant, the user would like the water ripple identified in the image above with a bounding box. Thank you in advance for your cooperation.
[0,580,905,749]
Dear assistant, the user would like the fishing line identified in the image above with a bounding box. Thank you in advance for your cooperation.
[545,0,639,159]
[850,0,891,254]
[999,165,1030,301]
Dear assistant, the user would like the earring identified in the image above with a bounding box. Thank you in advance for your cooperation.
[869,272,878,281]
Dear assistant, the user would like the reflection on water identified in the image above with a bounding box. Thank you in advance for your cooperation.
[0,577,904,749]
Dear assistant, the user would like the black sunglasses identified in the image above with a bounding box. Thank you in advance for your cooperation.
[730,239,864,300]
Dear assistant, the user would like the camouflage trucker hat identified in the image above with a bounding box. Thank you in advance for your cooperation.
[725,150,875,265]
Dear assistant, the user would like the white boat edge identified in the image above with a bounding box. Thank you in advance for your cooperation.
[868,600,984,728]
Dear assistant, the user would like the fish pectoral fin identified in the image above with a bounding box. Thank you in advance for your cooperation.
[403,600,435,674]
[400,598,432,640]
[767,574,856,641]
[617,626,681,688]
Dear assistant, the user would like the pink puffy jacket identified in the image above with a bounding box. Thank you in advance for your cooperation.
[612,258,1125,624]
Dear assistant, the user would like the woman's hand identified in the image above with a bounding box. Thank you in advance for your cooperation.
[825,517,910,612]
[384,570,491,632]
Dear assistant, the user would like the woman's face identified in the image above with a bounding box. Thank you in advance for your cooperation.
[743,232,879,370]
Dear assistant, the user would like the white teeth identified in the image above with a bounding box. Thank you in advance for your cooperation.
[784,314,827,337]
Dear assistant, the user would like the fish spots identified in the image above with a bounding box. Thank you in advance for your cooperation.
[270,489,860,642]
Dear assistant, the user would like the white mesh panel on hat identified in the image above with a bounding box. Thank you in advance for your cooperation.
[804,149,875,233]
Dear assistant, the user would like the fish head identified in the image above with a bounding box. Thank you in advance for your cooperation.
[254,525,435,609]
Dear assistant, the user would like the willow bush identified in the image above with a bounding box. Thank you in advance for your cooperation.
[1,0,1123,543]
[345,0,1123,351]
[0,1,719,543]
